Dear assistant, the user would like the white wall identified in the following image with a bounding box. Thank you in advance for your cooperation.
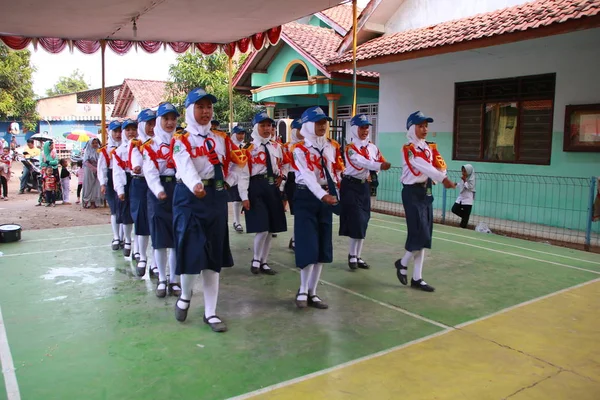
[375,29,600,134]
[125,100,141,119]
[386,0,530,33]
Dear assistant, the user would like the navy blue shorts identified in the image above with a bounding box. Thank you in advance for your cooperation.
[105,168,118,215]
[244,177,287,234]
[116,174,133,225]
[293,186,333,268]
[339,178,371,239]
[402,183,433,251]
[147,177,176,249]
[173,182,233,275]
[129,177,150,236]
[227,184,242,202]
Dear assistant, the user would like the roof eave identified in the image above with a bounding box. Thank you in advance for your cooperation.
[281,33,332,78]
[313,12,348,36]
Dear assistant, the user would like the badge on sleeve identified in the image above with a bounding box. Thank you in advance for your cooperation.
[173,144,182,154]
[407,149,414,159]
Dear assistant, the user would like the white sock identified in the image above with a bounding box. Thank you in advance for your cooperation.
[233,202,243,225]
[348,238,359,262]
[399,251,413,276]
[357,239,365,259]
[260,233,273,267]
[132,235,138,255]
[308,263,323,299]
[123,224,133,246]
[119,224,124,241]
[298,264,314,301]
[202,270,221,323]
[177,274,195,309]
[253,231,268,261]
[168,248,178,283]
[413,249,425,281]
[138,236,149,261]
[110,215,119,240]
[154,248,168,282]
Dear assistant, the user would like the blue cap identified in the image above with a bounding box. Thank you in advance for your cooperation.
[184,88,217,108]
[108,120,122,131]
[291,118,302,130]
[351,114,372,127]
[121,119,137,130]
[157,102,180,117]
[406,111,433,130]
[252,111,274,125]
[301,106,332,124]
[137,108,157,123]
[232,125,247,134]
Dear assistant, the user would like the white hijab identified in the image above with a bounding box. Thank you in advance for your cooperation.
[251,123,271,146]
[290,128,302,144]
[463,164,476,190]
[406,125,426,148]
[137,121,152,143]
[301,122,327,150]
[83,139,100,162]
[154,117,175,145]
[347,125,369,148]
[184,103,211,137]
[108,129,121,148]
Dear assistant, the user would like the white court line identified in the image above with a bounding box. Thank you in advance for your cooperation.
[370,223,600,275]
[371,216,600,266]
[229,277,600,400]
[269,260,450,330]
[22,233,111,244]
[2,245,110,258]
[0,305,20,400]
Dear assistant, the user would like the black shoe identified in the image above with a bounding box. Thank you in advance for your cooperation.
[111,239,120,251]
[394,259,408,285]
[250,259,260,275]
[149,265,159,279]
[260,263,277,275]
[295,290,308,309]
[272,233,278,238]
[288,238,295,250]
[357,258,370,269]
[410,279,435,292]
[348,254,358,270]
[123,243,132,257]
[307,294,328,309]
[203,315,227,332]
[133,252,141,262]
[233,222,243,233]
[174,297,190,322]
[119,240,125,249]
[156,280,167,298]
[135,260,147,277]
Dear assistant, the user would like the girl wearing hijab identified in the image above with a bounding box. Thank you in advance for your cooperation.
[172,88,246,333]
[452,164,476,228]
[127,109,156,278]
[99,121,123,249]
[113,119,137,258]
[228,125,247,233]
[81,138,102,208]
[292,106,342,309]
[141,103,182,297]
[394,111,456,292]
[281,118,303,250]
[39,141,61,204]
[238,112,288,276]
[340,114,391,270]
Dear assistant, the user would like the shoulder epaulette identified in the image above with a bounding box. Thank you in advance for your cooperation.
[173,131,189,140]
[243,142,253,150]
[211,129,228,139]
[328,138,340,149]
[143,138,153,146]
[290,141,305,152]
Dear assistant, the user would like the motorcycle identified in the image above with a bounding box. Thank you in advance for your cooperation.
[20,154,41,192]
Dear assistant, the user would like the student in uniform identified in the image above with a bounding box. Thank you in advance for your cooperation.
[282,118,303,250]
[113,119,137,258]
[451,164,476,228]
[238,112,288,276]
[228,125,247,233]
[292,106,342,309]
[128,109,155,277]
[211,120,220,131]
[141,103,181,297]
[98,121,123,251]
[394,111,456,292]
[172,88,246,333]
[340,114,391,270]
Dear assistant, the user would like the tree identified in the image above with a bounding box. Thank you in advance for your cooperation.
[0,45,38,131]
[166,53,257,126]
[45,69,89,97]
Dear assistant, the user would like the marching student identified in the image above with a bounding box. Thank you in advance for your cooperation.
[228,125,247,233]
[98,121,123,250]
[394,111,456,292]
[451,164,476,229]
[141,103,182,297]
[340,114,391,270]
[238,112,288,276]
[128,109,156,277]
[172,88,246,333]
[112,119,137,258]
[292,106,342,309]
[282,118,303,250]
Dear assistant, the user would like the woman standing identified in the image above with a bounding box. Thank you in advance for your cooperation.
[81,139,102,208]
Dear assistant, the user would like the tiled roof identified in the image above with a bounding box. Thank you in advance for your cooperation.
[327,0,600,66]
[319,3,356,32]
[282,22,378,78]
[124,79,167,109]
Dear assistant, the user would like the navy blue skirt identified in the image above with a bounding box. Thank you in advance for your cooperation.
[147,177,175,249]
[116,173,134,225]
[244,177,287,234]
[173,182,233,275]
[227,184,242,202]
[105,168,118,215]
[284,171,296,215]
[293,187,333,268]
[402,183,434,251]
[129,176,150,236]
[339,177,371,239]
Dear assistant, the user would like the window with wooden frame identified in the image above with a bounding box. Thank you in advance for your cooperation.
[563,103,600,152]
[453,73,555,165]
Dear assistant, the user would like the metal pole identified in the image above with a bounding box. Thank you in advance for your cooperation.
[352,0,358,116]
[228,56,234,132]
[100,40,107,145]
[585,176,596,251]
